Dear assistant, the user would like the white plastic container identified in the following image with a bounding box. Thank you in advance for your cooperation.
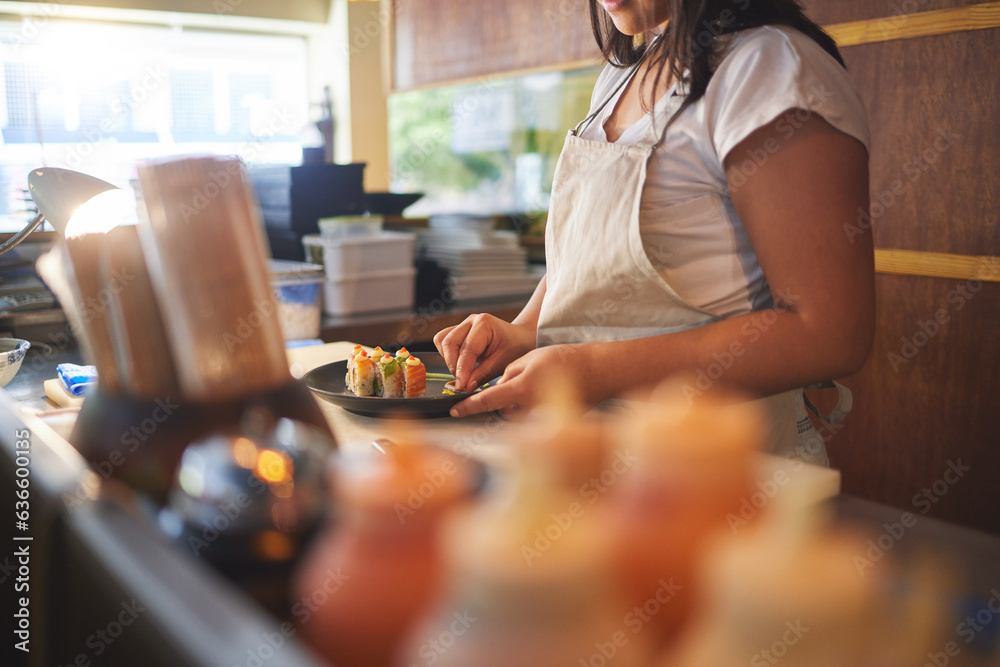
[269,260,325,340]
[302,232,415,279]
[322,268,416,316]
[318,214,383,238]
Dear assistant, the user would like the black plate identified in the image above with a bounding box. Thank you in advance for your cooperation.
[303,352,479,418]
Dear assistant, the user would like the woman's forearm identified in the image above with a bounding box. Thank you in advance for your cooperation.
[584,304,870,402]
[511,274,547,336]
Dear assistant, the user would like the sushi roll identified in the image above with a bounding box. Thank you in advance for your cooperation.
[370,347,386,393]
[395,346,411,362]
[354,351,377,396]
[348,349,365,394]
[404,356,426,398]
[379,353,405,398]
[345,344,363,392]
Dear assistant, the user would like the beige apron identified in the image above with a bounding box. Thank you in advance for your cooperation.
[537,62,847,465]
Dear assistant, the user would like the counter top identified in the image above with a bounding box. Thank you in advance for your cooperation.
[6,343,1000,666]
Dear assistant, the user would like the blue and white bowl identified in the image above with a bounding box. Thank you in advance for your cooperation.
[0,339,31,387]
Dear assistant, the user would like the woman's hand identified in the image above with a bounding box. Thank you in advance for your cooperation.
[433,313,537,392]
[448,343,599,418]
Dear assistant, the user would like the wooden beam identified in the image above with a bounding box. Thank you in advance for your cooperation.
[389,57,603,95]
[875,249,1000,282]
[827,2,1000,47]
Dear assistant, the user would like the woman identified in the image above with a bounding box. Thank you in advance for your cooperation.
[435,0,873,464]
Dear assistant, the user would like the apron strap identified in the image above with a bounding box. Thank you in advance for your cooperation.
[802,381,853,424]
[573,37,661,137]
[570,33,687,152]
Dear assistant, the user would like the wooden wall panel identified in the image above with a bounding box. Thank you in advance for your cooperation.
[801,0,984,25]
[392,0,600,89]
[391,1,1000,89]
[829,276,1000,535]
[842,30,1000,256]
[816,3,1000,535]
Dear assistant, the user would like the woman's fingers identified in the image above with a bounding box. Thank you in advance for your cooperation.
[436,319,474,374]
[453,315,499,390]
[463,356,508,392]
[450,362,529,417]
[432,325,456,359]
[435,313,534,391]
[450,381,519,417]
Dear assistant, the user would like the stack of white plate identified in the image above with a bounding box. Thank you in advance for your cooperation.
[446,269,545,303]
[419,215,542,304]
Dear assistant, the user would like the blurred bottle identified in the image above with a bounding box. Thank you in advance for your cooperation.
[512,373,609,491]
[605,381,763,646]
[292,436,472,667]
[396,454,655,667]
[660,485,953,667]
[299,122,326,166]
[316,85,335,164]
[158,417,331,616]
[515,123,546,213]
[302,86,335,165]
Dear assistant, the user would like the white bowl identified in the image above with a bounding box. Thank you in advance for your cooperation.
[0,339,30,387]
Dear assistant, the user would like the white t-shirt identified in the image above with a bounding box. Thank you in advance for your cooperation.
[579,25,871,319]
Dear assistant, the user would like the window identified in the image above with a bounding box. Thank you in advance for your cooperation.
[0,18,310,222]
[388,69,599,216]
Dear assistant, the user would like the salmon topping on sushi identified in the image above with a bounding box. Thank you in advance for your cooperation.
[404,356,426,398]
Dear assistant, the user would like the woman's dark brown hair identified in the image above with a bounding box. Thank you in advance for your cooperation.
[589,0,842,113]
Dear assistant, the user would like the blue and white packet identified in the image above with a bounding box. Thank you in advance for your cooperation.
[57,363,98,396]
[285,339,324,349]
